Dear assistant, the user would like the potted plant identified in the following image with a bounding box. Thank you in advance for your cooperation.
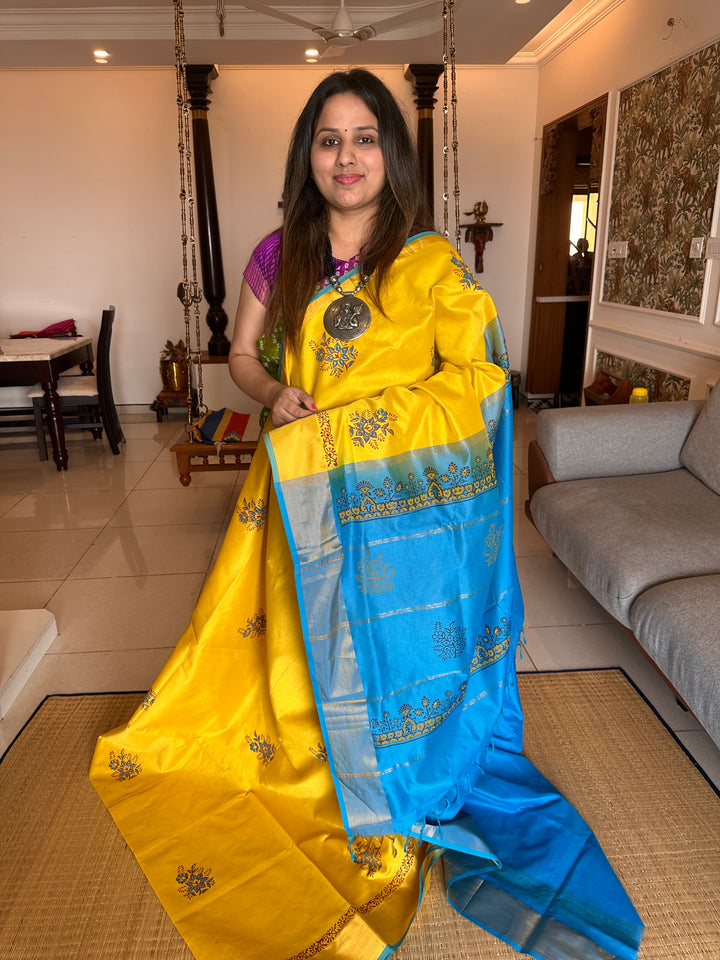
[159,339,189,393]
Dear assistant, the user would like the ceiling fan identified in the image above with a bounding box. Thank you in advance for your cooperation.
[239,1,443,55]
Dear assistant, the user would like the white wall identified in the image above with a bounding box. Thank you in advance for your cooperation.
[535,0,720,398]
[1,68,180,407]
[0,63,538,408]
[434,66,539,374]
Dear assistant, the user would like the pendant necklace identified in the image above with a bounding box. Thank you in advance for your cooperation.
[322,244,372,342]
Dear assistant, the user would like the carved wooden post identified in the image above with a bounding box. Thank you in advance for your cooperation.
[185,64,229,356]
[404,64,444,219]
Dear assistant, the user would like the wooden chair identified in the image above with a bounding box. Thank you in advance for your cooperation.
[28,306,125,460]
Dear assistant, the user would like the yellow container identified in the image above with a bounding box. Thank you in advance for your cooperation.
[629,387,649,403]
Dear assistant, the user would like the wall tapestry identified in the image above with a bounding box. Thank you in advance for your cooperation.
[602,40,720,316]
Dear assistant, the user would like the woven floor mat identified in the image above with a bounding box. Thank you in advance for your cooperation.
[1,670,718,959]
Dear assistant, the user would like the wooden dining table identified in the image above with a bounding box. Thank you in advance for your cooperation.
[0,336,94,471]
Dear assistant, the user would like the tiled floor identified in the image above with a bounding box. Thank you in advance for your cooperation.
[1,403,719,789]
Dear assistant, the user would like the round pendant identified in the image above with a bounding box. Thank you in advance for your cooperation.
[323,295,371,341]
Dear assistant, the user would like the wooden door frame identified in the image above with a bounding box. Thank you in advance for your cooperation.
[526,94,608,399]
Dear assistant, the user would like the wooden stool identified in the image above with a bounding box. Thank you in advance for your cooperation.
[150,389,198,422]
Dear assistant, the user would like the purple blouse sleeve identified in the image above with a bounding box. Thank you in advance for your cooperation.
[243,230,282,308]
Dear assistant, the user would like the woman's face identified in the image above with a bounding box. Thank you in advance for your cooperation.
[310,92,386,220]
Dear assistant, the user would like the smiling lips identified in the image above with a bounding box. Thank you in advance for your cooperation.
[335,174,363,184]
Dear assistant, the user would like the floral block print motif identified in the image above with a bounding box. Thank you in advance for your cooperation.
[351,836,385,877]
[432,620,467,660]
[348,409,398,449]
[309,333,357,377]
[239,610,267,638]
[109,748,142,781]
[235,498,266,531]
[355,550,395,595]
[141,689,156,711]
[176,863,215,899]
[602,40,720,315]
[309,742,328,762]
[245,732,276,765]
[335,456,495,524]
[368,616,513,748]
[451,253,481,290]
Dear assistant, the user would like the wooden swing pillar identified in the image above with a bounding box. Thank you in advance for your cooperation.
[404,64,444,219]
[185,64,230,357]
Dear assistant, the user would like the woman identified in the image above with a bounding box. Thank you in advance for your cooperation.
[91,70,642,960]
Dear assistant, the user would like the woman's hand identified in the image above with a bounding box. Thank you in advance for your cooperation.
[269,385,317,426]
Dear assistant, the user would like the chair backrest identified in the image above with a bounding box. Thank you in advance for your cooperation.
[96,305,124,451]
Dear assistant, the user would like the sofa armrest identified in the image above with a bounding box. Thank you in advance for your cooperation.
[535,400,704,482]
[527,439,555,500]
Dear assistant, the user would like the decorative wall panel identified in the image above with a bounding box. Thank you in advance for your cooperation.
[594,351,691,401]
[602,40,720,316]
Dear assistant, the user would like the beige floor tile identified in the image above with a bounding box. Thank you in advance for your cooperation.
[0,580,63,610]
[0,492,25,516]
[513,508,552,558]
[108,438,169,462]
[676,729,720,788]
[136,456,241,489]
[117,420,180,441]
[0,490,128,531]
[0,529,100,581]
[517,554,612,628]
[108,486,235,527]
[3,458,151,493]
[68,522,223,578]
[48,573,206,653]
[513,468,529,506]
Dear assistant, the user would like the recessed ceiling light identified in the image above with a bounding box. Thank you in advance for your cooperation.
[305,58,319,63]
[515,0,532,4]
[93,49,110,58]
[305,47,320,57]
[95,58,109,64]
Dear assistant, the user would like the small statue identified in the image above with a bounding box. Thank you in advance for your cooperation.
[465,201,488,224]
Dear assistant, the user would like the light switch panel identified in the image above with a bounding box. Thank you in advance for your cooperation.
[607,241,628,259]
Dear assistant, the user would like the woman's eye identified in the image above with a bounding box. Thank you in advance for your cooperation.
[358,136,376,145]
[322,137,340,147]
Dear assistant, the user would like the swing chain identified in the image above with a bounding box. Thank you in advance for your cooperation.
[173,0,206,422]
[442,0,461,252]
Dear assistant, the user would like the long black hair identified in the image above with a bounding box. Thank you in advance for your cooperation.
[267,69,432,351]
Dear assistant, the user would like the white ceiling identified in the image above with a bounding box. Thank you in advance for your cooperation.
[0,0,606,69]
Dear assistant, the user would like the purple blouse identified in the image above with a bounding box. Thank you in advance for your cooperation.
[243,229,362,307]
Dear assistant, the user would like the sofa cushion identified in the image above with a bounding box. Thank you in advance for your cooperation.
[630,575,720,749]
[680,384,720,494]
[530,468,720,627]
[536,400,703,482]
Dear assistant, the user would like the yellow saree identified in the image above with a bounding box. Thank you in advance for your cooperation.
[90,233,504,959]
[91,234,642,960]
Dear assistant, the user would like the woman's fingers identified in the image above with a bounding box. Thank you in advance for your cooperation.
[271,387,317,426]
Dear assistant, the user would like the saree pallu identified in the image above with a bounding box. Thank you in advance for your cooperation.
[90,233,643,960]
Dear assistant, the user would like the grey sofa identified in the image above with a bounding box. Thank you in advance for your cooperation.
[526,388,720,749]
